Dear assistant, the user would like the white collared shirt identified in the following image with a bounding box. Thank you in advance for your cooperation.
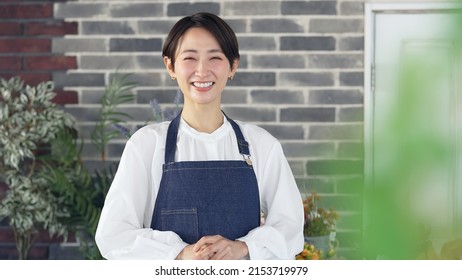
[95,116,304,259]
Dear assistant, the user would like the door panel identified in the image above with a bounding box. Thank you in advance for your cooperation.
[366,5,461,253]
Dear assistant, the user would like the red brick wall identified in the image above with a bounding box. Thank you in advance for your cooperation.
[0,0,79,259]
[0,0,78,105]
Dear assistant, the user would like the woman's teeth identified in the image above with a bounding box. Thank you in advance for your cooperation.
[193,82,213,88]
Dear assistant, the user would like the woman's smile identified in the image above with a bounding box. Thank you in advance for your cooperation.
[192,81,215,90]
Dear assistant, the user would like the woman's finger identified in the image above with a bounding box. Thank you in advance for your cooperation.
[194,235,223,252]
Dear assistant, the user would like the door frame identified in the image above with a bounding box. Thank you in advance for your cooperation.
[364,2,462,235]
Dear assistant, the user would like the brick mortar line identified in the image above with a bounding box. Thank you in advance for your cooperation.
[57,49,363,56]
[85,156,363,162]
[78,141,355,147]
[58,33,364,37]
[66,104,362,108]
[74,120,363,125]
[69,51,365,55]
[60,69,363,74]
[74,64,362,69]
[59,16,365,20]
[282,140,363,144]
[73,86,363,90]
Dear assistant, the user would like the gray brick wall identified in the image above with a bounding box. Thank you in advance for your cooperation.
[54,0,365,249]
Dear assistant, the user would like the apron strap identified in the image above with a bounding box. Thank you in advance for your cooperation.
[222,112,250,156]
[164,112,181,164]
[164,110,251,164]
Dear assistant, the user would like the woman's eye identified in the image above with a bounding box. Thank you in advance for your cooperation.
[184,57,196,61]
[211,56,222,60]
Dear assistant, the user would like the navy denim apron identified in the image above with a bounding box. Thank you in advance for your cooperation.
[150,112,261,244]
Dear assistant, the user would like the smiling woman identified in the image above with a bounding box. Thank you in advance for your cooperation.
[95,12,304,260]
[164,27,238,121]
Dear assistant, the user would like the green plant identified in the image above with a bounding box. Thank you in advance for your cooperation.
[0,77,76,259]
[37,73,136,260]
[303,192,339,237]
[40,127,103,259]
[77,73,136,259]
[91,73,135,176]
[0,74,141,259]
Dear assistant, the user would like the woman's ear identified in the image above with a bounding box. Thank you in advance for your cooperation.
[230,59,239,77]
[164,57,176,80]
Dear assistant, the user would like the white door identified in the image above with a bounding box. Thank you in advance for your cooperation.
[365,3,462,254]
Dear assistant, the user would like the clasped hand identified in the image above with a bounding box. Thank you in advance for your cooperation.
[176,235,248,260]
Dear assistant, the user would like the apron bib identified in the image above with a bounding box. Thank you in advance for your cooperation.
[150,112,261,244]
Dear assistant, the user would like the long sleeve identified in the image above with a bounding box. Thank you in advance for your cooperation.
[95,123,188,259]
[236,138,304,259]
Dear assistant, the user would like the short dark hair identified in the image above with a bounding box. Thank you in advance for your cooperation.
[162,12,240,70]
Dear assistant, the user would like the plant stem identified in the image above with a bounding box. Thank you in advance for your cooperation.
[13,227,33,260]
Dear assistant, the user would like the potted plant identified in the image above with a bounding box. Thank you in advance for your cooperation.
[303,192,339,256]
[0,74,139,259]
[296,241,337,260]
[0,77,77,259]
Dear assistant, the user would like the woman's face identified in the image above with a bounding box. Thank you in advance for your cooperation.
[164,27,238,108]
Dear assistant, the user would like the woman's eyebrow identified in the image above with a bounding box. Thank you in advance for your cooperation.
[180,49,223,54]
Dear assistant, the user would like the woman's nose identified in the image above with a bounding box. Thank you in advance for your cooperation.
[195,59,210,76]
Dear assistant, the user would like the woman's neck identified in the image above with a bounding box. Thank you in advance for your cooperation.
[181,106,223,133]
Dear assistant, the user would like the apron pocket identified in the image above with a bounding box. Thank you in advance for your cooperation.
[161,207,198,244]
